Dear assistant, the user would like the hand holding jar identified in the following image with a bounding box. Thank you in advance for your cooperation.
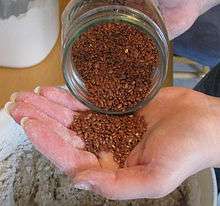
[158,0,220,39]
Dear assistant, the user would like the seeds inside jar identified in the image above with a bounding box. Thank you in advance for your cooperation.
[70,111,147,168]
[72,22,160,113]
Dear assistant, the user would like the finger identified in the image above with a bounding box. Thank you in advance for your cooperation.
[6,101,120,168]
[5,102,84,149]
[35,86,87,111]
[11,92,75,127]
[21,118,100,175]
[73,166,170,200]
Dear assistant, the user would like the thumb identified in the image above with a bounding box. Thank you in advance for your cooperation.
[73,166,172,200]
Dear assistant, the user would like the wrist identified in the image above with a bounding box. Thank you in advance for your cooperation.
[199,0,220,15]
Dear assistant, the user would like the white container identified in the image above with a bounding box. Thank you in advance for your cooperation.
[0,0,60,68]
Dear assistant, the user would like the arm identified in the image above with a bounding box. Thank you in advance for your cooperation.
[159,0,220,39]
[200,0,220,13]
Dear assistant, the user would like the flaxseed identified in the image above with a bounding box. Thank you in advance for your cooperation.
[70,111,147,168]
[72,22,159,112]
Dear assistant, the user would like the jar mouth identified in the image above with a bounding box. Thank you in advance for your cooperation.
[62,5,169,115]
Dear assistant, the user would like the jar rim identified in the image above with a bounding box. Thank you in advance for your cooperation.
[62,5,169,115]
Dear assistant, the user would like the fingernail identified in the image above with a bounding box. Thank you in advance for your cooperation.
[10,92,19,102]
[4,102,15,114]
[74,182,92,191]
[20,117,29,127]
[34,86,41,94]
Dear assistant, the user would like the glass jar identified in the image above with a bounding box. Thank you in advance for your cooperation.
[62,0,169,115]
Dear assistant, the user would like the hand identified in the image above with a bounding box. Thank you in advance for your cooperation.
[5,87,220,200]
[5,87,119,176]
[5,87,124,174]
[72,87,220,200]
[157,0,220,39]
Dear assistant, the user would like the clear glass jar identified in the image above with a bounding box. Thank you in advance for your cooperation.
[62,0,169,114]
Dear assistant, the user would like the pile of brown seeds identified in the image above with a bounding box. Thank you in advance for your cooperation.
[70,111,147,167]
[72,22,159,112]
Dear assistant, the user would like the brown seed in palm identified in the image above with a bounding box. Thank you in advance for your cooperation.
[70,111,147,168]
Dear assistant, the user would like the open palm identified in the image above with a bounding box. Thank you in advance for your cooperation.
[72,87,218,199]
[6,87,218,200]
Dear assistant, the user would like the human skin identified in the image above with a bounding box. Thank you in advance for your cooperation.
[5,86,220,200]
[4,0,220,200]
[158,0,220,39]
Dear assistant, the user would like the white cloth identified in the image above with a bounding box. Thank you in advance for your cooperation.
[0,109,27,161]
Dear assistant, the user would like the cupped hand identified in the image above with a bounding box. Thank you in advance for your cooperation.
[72,87,220,200]
[5,87,220,200]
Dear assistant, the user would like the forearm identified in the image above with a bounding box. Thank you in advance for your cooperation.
[200,0,220,14]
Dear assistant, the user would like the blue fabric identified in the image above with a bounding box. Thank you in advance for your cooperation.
[173,5,220,67]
